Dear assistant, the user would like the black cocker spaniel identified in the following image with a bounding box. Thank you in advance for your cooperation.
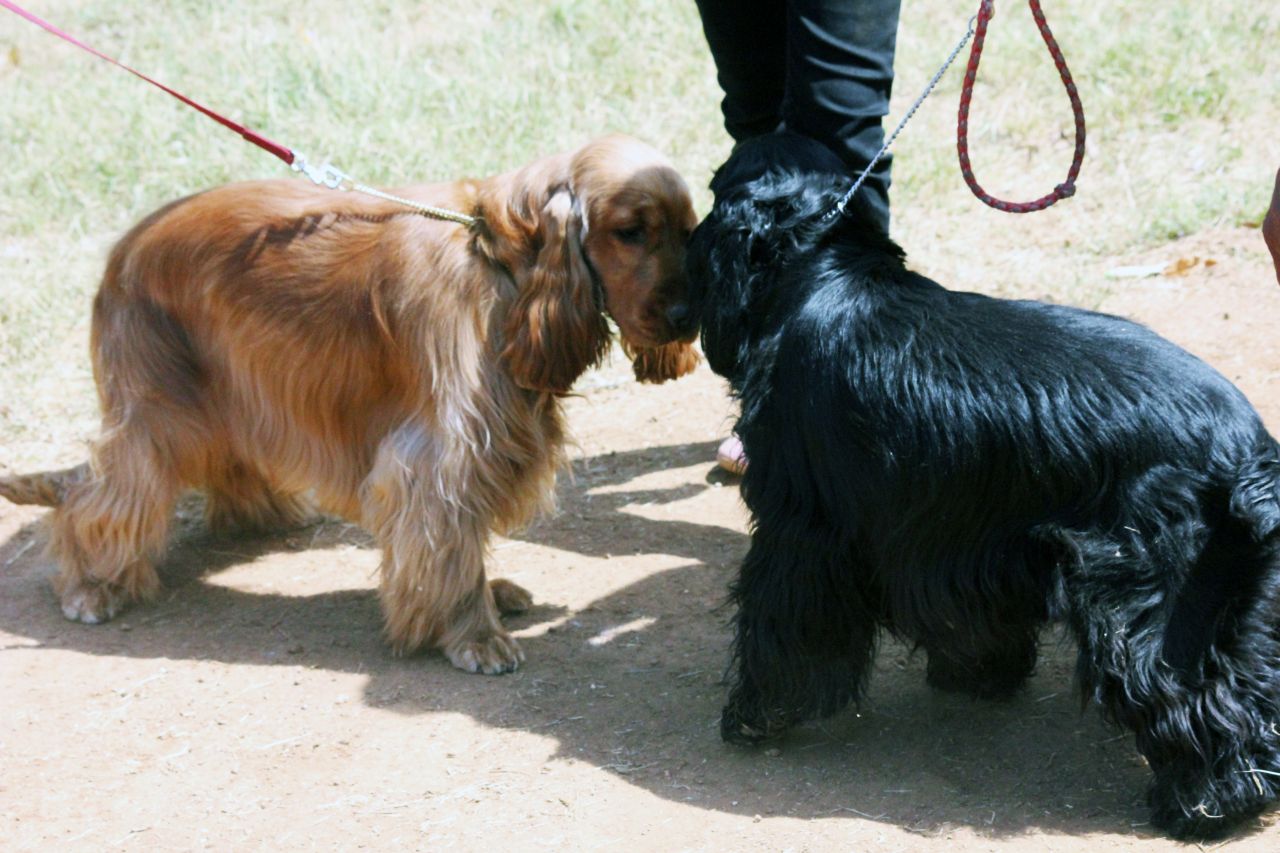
[688,131,1280,839]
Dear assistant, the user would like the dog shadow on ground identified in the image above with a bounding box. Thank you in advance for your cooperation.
[0,440,1177,839]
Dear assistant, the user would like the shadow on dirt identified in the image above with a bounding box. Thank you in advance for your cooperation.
[0,440,1181,839]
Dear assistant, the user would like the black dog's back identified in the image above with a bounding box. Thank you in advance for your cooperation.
[691,131,1280,838]
[755,218,1275,661]
[774,260,1267,513]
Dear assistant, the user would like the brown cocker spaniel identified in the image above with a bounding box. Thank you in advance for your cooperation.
[0,134,699,674]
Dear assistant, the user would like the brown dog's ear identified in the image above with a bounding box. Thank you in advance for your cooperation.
[501,190,610,393]
[622,339,701,384]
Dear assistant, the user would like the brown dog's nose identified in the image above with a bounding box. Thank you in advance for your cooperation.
[666,302,695,336]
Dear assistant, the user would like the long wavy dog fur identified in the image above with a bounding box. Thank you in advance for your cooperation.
[1,134,699,675]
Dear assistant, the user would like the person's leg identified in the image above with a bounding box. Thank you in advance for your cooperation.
[694,0,788,143]
[697,1,789,477]
[1264,167,1280,285]
[783,0,902,231]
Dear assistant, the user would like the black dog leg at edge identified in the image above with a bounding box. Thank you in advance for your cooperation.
[1065,515,1280,839]
[721,516,878,745]
[924,626,1040,701]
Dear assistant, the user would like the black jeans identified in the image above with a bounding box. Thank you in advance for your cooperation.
[694,0,901,229]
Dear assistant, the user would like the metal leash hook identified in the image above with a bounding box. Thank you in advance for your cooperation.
[290,153,479,227]
[290,154,353,191]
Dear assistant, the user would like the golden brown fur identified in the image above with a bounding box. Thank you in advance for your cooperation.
[0,135,698,674]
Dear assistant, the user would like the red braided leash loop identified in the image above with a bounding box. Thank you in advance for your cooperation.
[957,0,1086,213]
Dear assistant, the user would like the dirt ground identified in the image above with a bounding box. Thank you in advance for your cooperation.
[3,227,1280,851]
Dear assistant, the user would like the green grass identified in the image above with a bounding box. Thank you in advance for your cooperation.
[2,0,1278,462]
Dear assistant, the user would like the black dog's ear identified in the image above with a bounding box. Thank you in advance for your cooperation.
[688,199,778,378]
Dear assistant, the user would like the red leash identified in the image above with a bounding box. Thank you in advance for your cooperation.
[828,0,1084,221]
[957,0,1087,213]
[1,0,296,166]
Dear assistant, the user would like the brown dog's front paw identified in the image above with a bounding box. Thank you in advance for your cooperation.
[489,578,533,615]
[446,632,525,675]
[58,580,129,624]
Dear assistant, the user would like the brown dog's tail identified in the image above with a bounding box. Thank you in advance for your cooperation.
[0,463,90,508]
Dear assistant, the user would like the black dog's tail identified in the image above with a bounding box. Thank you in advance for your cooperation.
[1145,442,1280,837]
[0,463,89,508]
[1158,441,1280,676]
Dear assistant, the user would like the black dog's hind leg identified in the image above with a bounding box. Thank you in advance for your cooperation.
[1065,486,1280,839]
[721,518,878,744]
[924,623,1039,700]
[1144,466,1280,840]
[920,536,1054,700]
[1146,528,1280,839]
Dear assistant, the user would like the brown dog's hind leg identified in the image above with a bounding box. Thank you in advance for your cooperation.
[49,422,180,624]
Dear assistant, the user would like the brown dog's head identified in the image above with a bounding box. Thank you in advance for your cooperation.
[487,135,700,393]
[570,135,699,350]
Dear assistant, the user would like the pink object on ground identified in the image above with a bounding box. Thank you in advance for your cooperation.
[717,435,748,475]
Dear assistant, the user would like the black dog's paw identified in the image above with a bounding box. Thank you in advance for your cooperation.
[1147,794,1254,842]
[925,655,1031,701]
[1146,756,1280,840]
[925,637,1038,701]
[720,705,787,745]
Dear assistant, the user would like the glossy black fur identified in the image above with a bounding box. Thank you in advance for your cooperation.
[688,132,1280,838]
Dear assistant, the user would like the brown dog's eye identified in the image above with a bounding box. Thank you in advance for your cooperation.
[613,225,646,245]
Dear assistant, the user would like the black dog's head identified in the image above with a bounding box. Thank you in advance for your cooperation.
[687,132,897,377]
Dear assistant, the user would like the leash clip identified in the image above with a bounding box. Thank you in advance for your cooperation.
[291,151,479,227]
[291,154,352,191]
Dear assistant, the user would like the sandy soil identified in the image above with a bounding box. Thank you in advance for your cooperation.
[2,227,1280,852]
